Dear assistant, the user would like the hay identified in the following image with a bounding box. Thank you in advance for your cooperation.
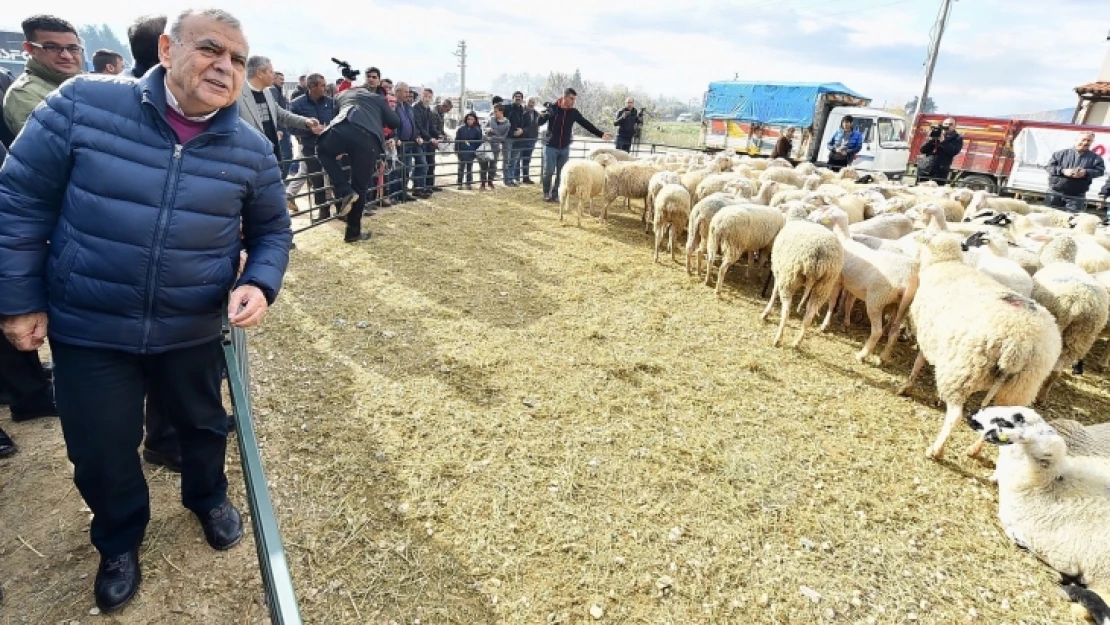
[4,184,1106,622]
[244,186,1107,624]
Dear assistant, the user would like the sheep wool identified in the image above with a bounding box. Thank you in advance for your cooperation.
[705,205,785,296]
[652,184,692,264]
[969,406,1110,625]
[902,232,1061,460]
[645,171,682,233]
[761,211,844,348]
[558,159,607,227]
[685,194,739,277]
[600,161,662,221]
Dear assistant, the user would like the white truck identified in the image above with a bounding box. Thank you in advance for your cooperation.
[699,81,911,177]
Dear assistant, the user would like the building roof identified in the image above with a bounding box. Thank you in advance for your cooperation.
[1075,81,1110,97]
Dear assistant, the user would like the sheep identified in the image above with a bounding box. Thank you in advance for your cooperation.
[599,160,662,221]
[816,207,918,364]
[815,183,849,198]
[686,194,740,276]
[760,207,844,347]
[760,166,806,188]
[557,159,607,227]
[966,190,1033,216]
[794,162,817,176]
[1049,419,1110,458]
[849,213,914,240]
[831,194,866,224]
[696,173,748,204]
[704,205,785,295]
[961,231,1034,297]
[681,166,721,200]
[1030,236,1110,402]
[652,184,692,264]
[898,231,1061,459]
[968,406,1110,625]
[645,171,682,233]
[589,147,634,162]
[754,180,787,206]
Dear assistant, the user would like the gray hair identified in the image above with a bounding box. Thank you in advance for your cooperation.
[394,81,409,94]
[246,55,271,78]
[306,73,325,88]
[168,8,242,42]
[1080,131,1096,141]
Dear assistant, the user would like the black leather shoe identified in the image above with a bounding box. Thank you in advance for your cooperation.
[0,388,13,405]
[142,448,182,473]
[195,500,243,550]
[345,232,372,243]
[1073,360,1084,375]
[0,427,16,457]
[94,548,141,613]
[10,392,58,422]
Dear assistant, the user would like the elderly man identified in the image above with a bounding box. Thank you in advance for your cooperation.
[391,82,428,201]
[917,116,963,185]
[0,8,292,612]
[614,97,639,153]
[1046,132,1105,213]
[237,55,320,167]
[3,15,84,136]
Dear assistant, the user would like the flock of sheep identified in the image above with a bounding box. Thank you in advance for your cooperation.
[552,147,1110,623]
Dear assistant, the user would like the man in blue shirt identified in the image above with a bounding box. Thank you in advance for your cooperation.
[826,115,863,172]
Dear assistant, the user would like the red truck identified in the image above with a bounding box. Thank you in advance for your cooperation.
[907,114,1110,206]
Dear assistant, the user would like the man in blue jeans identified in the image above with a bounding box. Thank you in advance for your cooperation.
[538,87,611,202]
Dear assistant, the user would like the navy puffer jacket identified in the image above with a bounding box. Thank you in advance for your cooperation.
[0,68,292,354]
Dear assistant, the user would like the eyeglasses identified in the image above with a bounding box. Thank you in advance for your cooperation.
[28,41,83,56]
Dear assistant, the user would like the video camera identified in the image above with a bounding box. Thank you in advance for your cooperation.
[928,124,944,138]
[331,58,360,82]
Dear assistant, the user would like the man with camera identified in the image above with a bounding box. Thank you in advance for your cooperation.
[539,88,612,202]
[315,81,400,242]
[1046,132,1105,213]
[917,117,963,185]
[614,97,639,153]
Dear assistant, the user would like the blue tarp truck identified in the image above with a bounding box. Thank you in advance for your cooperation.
[698,81,911,176]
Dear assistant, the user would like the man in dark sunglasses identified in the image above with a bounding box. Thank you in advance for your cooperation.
[3,15,84,137]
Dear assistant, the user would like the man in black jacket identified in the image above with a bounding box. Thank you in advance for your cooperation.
[917,117,963,185]
[316,86,400,243]
[414,88,439,194]
[614,97,638,153]
[504,91,526,186]
[539,88,612,202]
[1046,132,1105,212]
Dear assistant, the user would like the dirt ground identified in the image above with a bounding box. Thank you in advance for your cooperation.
[3,183,1108,624]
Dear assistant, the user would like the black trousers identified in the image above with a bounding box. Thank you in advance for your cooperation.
[457,159,474,185]
[0,336,51,411]
[827,154,850,172]
[317,122,382,239]
[302,142,328,212]
[51,339,229,556]
[478,158,495,184]
[615,135,633,153]
[423,142,437,189]
[519,144,535,180]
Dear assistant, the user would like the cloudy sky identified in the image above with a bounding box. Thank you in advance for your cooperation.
[4,0,1107,116]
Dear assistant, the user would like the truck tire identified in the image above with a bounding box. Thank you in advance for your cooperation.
[956,174,997,193]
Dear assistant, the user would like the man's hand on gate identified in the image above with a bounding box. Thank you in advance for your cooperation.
[228,285,269,328]
[416,137,424,145]
[513,129,523,137]
[2,312,48,351]
[602,133,612,141]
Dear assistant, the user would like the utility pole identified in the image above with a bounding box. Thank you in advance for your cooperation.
[911,0,956,130]
[454,40,467,110]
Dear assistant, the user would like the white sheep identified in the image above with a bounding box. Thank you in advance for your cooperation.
[1030,236,1110,402]
[686,194,741,277]
[704,205,785,295]
[645,170,682,233]
[816,207,918,364]
[960,231,1034,297]
[599,160,662,221]
[589,147,634,162]
[760,166,806,188]
[848,213,915,240]
[653,184,692,264]
[557,160,607,227]
[898,231,1061,459]
[968,406,1110,625]
[760,207,844,347]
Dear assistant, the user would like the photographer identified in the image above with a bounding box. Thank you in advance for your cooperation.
[1046,132,1105,213]
[315,84,400,243]
[917,117,963,185]
[538,88,612,202]
[614,97,638,153]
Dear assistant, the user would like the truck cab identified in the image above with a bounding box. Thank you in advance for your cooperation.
[816,107,910,177]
